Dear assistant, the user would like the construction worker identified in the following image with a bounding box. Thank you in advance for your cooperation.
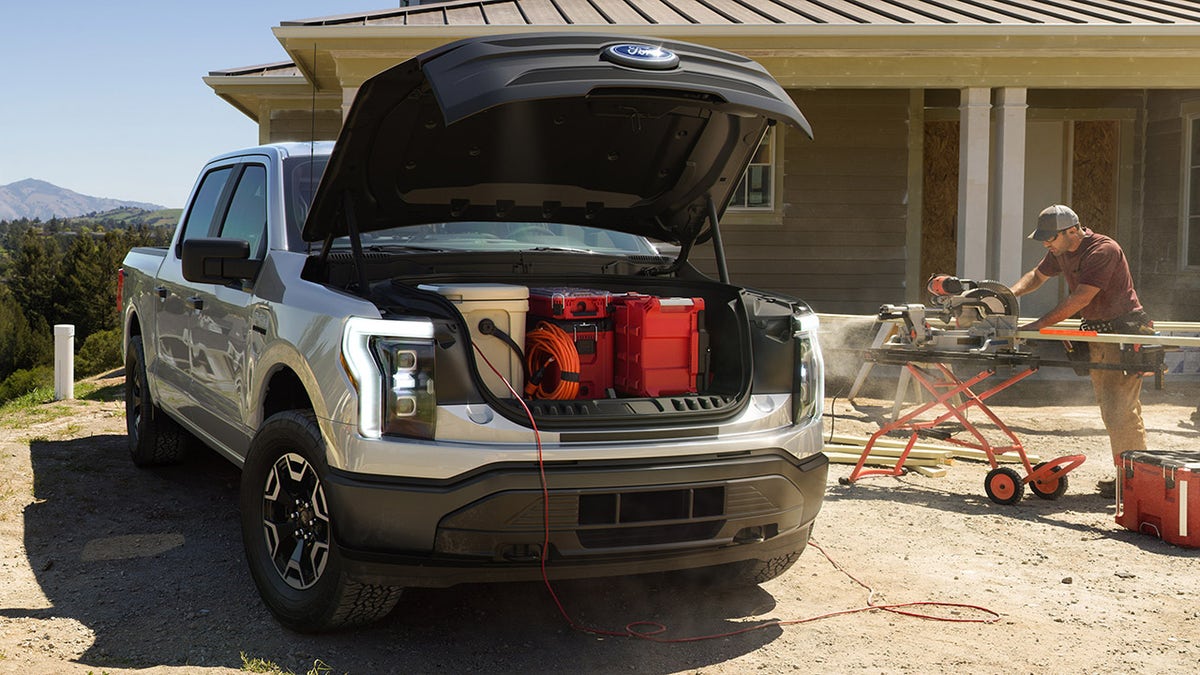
[1010,204,1154,498]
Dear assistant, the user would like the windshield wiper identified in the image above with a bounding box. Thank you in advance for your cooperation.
[525,245,596,254]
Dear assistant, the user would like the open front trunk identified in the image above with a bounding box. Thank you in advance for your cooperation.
[309,247,809,431]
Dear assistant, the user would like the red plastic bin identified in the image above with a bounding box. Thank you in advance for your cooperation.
[1116,450,1200,548]
[543,318,615,399]
[528,288,615,399]
[611,293,704,397]
[529,287,611,320]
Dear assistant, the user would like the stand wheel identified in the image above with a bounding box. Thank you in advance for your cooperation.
[1029,462,1069,500]
[838,476,852,486]
[984,467,1024,505]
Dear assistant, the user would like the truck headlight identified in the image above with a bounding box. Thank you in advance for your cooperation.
[342,317,436,439]
[373,338,436,438]
[792,313,824,425]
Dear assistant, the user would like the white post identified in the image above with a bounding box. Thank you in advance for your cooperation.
[993,87,1028,283]
[54,324,75,401]
[957,87,991,280]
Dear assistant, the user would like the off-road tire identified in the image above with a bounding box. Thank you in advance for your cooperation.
[727,548,804,585]
[676,547,805,588]
[240,409,402,632]
[125,336,188,466]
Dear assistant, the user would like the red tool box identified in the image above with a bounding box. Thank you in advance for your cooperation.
[529,287,611,320]
[1116,450,1200,548]
[611,293,705,397]
[529,288,614,399]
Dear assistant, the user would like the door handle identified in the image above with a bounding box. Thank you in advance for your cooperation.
[186,296,205,311]
[155,286,168,299]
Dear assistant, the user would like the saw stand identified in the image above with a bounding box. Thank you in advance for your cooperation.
[839,355,1085,505]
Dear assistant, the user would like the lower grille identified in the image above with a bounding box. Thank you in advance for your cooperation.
[578,486,724,525]
[578,522,724,548]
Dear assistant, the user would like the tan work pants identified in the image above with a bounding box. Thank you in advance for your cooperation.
[1089,342,1147,464]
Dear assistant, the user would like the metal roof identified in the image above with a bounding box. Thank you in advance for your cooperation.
[208,62,302,78]
[282,0,1200,27]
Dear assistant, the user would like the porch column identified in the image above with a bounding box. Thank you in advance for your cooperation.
[957,88,990,279]
[257,104,272,146]
[992,88,1028,283]
[342,87,357,123]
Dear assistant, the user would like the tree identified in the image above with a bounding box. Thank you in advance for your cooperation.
[0,285,51,382]
[54,230,111,338]
[7,226,62,328]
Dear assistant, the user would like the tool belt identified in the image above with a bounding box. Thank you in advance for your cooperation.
[1066,309,1164,379]
[1079,309,1154,336]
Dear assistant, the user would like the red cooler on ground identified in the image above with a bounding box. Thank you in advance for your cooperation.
[1116,450,1200,548]
[611,293,704,397]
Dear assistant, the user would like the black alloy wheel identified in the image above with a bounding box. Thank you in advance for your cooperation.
[261,452,331,590]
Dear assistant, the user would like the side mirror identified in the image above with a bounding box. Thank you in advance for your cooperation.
[181,238,261,284]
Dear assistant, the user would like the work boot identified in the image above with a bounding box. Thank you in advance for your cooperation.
[1097,478,1116,499]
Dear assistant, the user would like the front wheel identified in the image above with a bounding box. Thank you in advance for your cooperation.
[240,410,402,632]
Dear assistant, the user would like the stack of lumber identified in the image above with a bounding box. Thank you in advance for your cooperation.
[822,433,1041,479]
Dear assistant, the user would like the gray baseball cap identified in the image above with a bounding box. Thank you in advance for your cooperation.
[1028,204,1079,241]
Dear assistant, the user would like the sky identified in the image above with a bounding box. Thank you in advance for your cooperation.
[0,2,377,209]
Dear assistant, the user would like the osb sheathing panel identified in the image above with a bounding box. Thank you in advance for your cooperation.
[921,120,959,282]
[1071,120,1118,237]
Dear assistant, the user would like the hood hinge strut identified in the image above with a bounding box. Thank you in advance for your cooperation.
[342,191,371,298]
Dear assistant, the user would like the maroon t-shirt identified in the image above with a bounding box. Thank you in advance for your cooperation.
[1036,229,1142,321]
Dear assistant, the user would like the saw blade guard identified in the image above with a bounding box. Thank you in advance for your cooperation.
[956,281,1019,328]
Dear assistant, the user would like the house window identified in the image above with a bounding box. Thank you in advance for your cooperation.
[1186,114,1200,269]
[727,129,775,210]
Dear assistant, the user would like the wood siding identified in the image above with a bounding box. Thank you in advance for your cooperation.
[1141,91,1200,321]
[695,89,911,315]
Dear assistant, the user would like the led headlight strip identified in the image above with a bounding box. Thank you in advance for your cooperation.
[342,317,435,438]
[792,312,825,425]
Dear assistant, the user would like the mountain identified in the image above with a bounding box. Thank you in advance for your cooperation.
[0,179,164,221]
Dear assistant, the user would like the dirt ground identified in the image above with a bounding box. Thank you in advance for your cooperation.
[1,369,1199,675]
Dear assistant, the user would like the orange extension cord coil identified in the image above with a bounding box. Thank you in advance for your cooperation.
[524,321,581,400]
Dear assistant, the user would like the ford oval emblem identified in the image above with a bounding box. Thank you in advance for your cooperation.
[602,43,679,70]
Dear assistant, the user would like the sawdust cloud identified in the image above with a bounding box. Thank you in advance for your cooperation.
[818,314,895,398]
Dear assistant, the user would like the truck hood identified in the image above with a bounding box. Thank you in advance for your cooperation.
[302,33,811,246]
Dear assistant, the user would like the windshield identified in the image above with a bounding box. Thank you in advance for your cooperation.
[285,154,663,257]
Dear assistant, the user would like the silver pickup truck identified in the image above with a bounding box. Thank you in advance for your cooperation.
[121,33,827,632]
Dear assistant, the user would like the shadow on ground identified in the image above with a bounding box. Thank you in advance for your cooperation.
[6,433,783,673]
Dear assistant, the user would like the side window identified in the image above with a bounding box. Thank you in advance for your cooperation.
[218,164,268,260]
[1184,112,1200,269]
[179,166,234,249]
[727,128,775,210]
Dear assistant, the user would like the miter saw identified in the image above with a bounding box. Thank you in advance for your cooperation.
[878,275,1022,353]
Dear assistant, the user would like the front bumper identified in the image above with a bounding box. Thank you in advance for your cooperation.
[324,449,828,587]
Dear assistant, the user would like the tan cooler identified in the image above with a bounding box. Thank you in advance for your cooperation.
[418,283,528,398]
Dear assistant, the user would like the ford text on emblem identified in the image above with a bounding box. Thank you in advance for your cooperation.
[602,43,680,70]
